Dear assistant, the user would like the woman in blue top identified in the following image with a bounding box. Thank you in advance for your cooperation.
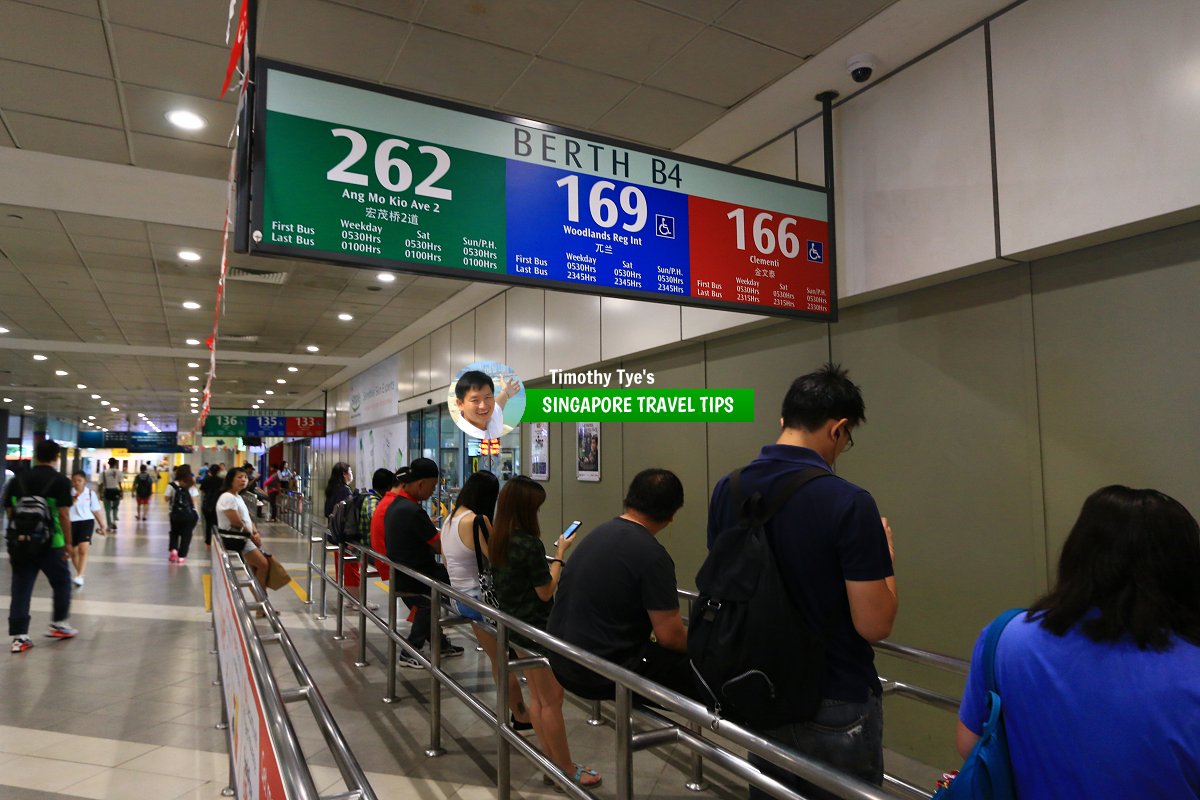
[957,486,1200,799]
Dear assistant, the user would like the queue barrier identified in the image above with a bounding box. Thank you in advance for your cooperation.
[302,531,901,800]
[209,536,378,800]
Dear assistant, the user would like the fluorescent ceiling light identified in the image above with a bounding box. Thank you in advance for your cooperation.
[88,416,95,420]
[55,370,68,376]
[33,354,47,361]
[110,407,119,412]
[2,398,11,403]
[306,345,319,352]
[264,390,274,395]
[188,375,199,381]
[189,388,199,394]
[276,378,286,384]
[166,110,206,130]
[182,301,201,310]
[338,313,353,321]
[91,394,101,399]
[191,409,199,414]
[287,366,298,372]
[187,362,200,368]
[76,383,87,389]
[23,405,33,411]
[376,272,395,283]
[186,338,200,346]
[100,400,110,406]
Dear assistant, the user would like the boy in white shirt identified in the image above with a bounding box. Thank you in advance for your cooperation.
[69,470,107,588]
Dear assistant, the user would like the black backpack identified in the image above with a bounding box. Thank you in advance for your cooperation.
[688,466,831,729]
[328,491,369,543]
[168,482,198,527]
[6,472,56,560]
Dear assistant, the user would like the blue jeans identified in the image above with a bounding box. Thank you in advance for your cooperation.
[748,693,884,800]
[8,546,73,637]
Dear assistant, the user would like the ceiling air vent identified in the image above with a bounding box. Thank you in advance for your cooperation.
[220,334,259,343]
[228,267,289,285]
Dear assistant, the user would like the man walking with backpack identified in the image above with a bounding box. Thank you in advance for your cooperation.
[705,364,897,800]
[4,440,78,653]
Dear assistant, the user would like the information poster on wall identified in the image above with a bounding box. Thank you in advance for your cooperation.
[530,422,549,481]
[354,419,407,483]
[575,422,600,482]
[244,60,834,320]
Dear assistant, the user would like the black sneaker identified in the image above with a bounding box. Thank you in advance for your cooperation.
[440,641,465,658]
[398,651,425,669]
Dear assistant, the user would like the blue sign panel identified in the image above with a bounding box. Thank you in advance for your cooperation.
[246,414,287,436]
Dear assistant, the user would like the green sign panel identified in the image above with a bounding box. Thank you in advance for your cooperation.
[204,413,246,437]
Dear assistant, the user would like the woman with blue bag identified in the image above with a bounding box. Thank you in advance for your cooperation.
[948,486,1200,799]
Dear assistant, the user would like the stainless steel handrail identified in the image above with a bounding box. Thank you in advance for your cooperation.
[315,537,895,800]
[211,537,378,800]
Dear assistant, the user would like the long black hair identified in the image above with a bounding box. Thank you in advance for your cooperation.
[453,470,499,520]
[1029,485,1200,650]
[324,462,351,501]
[489,476,546,569]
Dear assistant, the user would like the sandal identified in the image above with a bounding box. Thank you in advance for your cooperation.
[549,765,602,791]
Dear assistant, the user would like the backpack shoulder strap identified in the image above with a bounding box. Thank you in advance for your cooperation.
[983,608,1025,694]
[472,514,491,571]
[762,466,833,522]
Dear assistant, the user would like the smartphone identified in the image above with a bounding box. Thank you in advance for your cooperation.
[561,520,582,541]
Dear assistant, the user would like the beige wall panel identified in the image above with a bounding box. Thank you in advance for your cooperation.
[474,295,507,366]
[429,325,451,390]
[412,336,431,395]
[506,287,545,378]
[396,346,414,399]
[619,344,710,590]
[600,298,680,362]
[680,306,765,340]
[992,0,1200,257]
[450,313,475,375]
[557,420,624,559]
[837,29,996,297]
[795,119,824,188]
[733,134,795,180]
[831,267,1045,765]
[1031,222,1200,557]
[545,291,599,372]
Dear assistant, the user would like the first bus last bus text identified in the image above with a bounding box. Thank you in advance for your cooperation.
[540,394,736,415]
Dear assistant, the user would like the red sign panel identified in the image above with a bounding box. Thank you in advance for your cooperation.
[285,414,326,437]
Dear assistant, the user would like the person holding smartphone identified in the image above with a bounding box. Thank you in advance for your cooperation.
[546,468,698,702]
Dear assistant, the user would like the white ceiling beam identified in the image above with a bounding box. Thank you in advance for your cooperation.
[0,337,356,365]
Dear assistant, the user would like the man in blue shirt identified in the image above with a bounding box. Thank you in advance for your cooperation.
[707,363,897,800]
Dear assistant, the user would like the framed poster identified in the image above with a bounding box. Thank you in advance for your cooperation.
[576,422,600,482]
[530,422,549,481]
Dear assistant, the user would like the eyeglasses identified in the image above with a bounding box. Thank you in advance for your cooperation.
[842,426,855,451]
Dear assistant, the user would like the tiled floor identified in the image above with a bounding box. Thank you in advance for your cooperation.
[0,499,753,799]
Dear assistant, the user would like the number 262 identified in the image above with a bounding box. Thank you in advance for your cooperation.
[326,128,452,200]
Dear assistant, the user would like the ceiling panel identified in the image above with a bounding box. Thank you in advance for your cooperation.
[3,111,128,163]
[383,27,531,108]
[123,84,239,147]
[716,0,896,58]
[131,132,233,180]
[110,25,231,97]
[71,235,152,258]
[541,0,703,82]
[146,223,223,248]
[0,205,63,231]
[0,2,113,77]
[418,0,578,53]
[0,128,13,146]
[642,0,738,22]
[647,27,799,106]
[105,0,233,48]
[57,212,148,241]
[0,60,123,128]
[257,0,409,82]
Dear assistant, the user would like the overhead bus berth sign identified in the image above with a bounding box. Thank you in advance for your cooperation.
[241,59,835,320]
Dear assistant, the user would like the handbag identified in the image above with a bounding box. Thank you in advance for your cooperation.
[472,515,499,615]
[265,554,292,591]
[934,608,1024,800]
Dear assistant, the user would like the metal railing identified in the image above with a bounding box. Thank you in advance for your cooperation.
[303,533,898,800]
[210,536,378,800]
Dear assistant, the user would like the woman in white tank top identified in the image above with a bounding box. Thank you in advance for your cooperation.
[440,471,531,730]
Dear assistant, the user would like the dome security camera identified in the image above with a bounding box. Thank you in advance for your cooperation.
[847,54,876,84]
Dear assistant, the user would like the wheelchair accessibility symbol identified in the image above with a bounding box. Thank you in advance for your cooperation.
[807,241,824,263]
[656,215,676,239]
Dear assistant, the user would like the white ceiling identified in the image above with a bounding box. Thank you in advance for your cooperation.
[0,0,1005,432]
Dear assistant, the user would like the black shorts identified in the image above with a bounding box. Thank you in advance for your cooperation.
[71,519,95,545]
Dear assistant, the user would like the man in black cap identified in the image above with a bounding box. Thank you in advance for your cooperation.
[384,457,463,667]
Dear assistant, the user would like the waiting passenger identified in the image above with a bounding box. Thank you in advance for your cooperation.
[342,468,391,591]
[383,458,463,667]
[955,485,1200,799]
[323,461,353,523]
[199,463,224,550]
[439,470,532,729]
[488,476,601,789]
[547,468,697,701]
[707,363,896,800]
[215,467,270,588]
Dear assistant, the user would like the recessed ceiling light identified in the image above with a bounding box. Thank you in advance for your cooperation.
[191,409,199,414]
[188,375,199,381]
[110,407,119,412]
[186,338,200,346]
[91,394,101,400]
[187,362,200,368]
[166,109,206,130]
[55,370,68,376]
[337,313,354,321]
[33,354,47,361]
[100,400,109,406]
[2,398,12,403]
[182,301,201,310]
[88,416,95,420]
[264,390,275,395]
[189,388,199,394]
[376,272,396,283]
[179,250,201,262]
[76,383,87,389]
[276,378,286,384]
[287,366,298,372]
[0,327,9,334]
[306,345,319,352]
[137,413,145,417]
[23,405,33,411]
